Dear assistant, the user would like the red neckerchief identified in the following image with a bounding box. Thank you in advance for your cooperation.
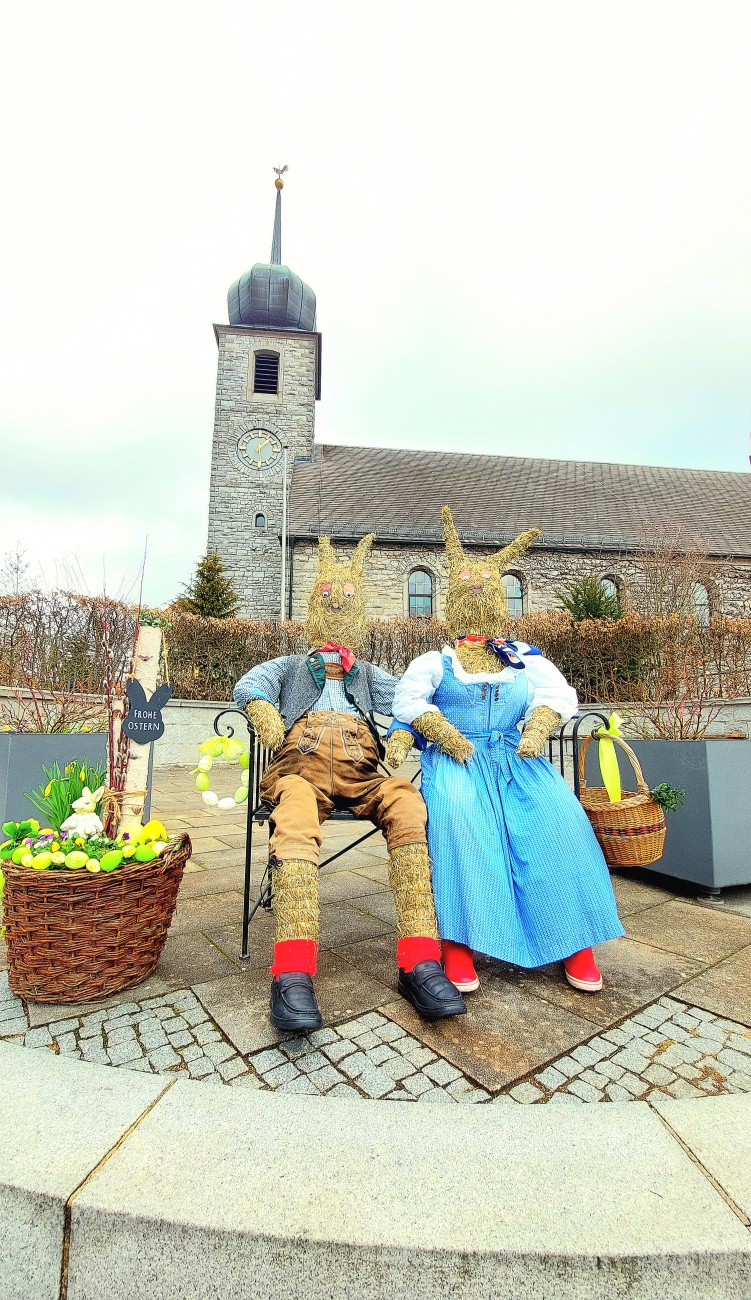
[318,642,356,673]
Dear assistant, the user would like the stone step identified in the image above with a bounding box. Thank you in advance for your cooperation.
[1,1041,749,1300]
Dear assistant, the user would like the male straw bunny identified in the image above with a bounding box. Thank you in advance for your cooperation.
[387,506,624,995]
[233,533,465,1032]
[60,786,105,838]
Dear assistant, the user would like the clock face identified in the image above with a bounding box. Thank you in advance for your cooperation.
[236,428,284,473]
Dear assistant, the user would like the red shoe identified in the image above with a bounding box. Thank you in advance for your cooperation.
[442,940,480,993]
[563,948,603,992]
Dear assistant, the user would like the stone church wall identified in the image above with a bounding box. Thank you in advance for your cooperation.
[290,540,751,620]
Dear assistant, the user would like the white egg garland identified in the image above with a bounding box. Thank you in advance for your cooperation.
[191,736,250,810]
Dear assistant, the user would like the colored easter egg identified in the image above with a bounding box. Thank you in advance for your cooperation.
[99,850,123,872]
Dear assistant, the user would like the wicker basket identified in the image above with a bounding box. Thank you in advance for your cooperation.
[577,735,666,867]
[3,832,191,1003]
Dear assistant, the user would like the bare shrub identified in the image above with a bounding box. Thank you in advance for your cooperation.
[0,592,135,694]
[632,522,723,618]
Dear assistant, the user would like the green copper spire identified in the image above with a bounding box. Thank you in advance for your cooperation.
[270,165,286,264]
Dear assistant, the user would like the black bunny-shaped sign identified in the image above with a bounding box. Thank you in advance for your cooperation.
[122,681,173,744]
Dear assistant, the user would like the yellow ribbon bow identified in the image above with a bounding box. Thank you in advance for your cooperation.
[596,712,624,803]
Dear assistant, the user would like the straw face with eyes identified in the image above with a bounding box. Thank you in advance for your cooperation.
[442,506,540,642]
[304,534,375,655]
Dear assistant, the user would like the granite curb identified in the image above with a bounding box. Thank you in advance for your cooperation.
[1,1042,750,1300]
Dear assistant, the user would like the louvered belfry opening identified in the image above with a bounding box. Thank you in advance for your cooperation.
[253,351,280,394]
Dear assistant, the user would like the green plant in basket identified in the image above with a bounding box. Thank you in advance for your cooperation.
[23,761,106,832]
[649,783,685,812]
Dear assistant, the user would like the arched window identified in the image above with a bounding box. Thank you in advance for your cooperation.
[408,569,433,618]
[253,351,280,395]
[600,578,618,600]
[502,573,524,618]
[254,513,266,530]
[694,583,710,626]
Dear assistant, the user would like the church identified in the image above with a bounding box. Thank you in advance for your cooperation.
[207,181,751,624]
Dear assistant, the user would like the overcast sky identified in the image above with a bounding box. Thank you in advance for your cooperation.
[1,1,749,605]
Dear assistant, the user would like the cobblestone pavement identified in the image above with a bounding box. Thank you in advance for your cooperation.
[2,973,749,1104]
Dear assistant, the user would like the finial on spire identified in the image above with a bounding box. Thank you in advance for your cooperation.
[270,165,287,264]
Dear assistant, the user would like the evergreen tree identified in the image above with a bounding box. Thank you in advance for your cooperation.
[555,576,622,621]
[176,554,239,619]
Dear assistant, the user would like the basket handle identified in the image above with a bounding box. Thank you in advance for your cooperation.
[578,732,650,796]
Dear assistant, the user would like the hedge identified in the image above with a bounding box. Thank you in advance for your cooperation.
[2,595,751,707]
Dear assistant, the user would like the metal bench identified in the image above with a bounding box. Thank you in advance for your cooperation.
[213,707,609,961]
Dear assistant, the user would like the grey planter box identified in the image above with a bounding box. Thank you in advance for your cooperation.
[0,734,152,830]
[584,737,751,890]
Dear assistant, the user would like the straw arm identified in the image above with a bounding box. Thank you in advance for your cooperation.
[385,728,415,769]
[245,699,286,752]
[411,710,474,763]
[517,706,561,759]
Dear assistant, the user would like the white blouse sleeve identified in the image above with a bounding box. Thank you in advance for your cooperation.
[514,643,579,724]
[392,652,445,725]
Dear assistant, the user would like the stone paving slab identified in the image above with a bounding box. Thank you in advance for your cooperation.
[66,1079,751,1300]
[511,937,705,1028]
[651,1092,751,1222]
[624,900,751,965]
[194,954,396,1057]
[0,1041,168,1300]
[382,980,599,1092]
[674,945,751,1029]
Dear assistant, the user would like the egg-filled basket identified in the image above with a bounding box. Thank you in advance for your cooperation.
[2,832,191,1003]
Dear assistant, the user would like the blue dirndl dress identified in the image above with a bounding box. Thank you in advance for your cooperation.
[420,655,624,968]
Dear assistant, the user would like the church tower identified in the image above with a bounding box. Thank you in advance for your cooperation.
[207,172,320,618]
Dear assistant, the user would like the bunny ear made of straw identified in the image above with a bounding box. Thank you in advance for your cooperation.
[495,529,541,570]
[316,536,337,576]
[442,506,466,573]
[350,533,375,581]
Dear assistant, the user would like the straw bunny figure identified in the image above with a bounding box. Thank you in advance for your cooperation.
[233,533,465,1033]
[60,786,105,838]
[387,507,624,995]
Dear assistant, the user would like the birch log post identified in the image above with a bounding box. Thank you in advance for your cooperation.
[120,623,162,829]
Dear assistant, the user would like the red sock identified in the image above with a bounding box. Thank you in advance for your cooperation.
[397,936,441,972]
[271,939,318,977]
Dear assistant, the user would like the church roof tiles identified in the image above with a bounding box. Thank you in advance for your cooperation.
[289,444,751,557]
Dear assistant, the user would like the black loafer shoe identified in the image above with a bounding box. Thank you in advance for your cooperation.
[269,973,324,1033]
[398,960,467,1020]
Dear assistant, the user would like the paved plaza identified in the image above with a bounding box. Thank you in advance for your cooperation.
[1,765,750,1103]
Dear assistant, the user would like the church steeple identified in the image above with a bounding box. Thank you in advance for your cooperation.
[270,165,285,264]
[227,167,316,332]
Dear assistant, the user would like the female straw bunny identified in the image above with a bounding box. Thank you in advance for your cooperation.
[387,507,623,994]
[60,786,105,839]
